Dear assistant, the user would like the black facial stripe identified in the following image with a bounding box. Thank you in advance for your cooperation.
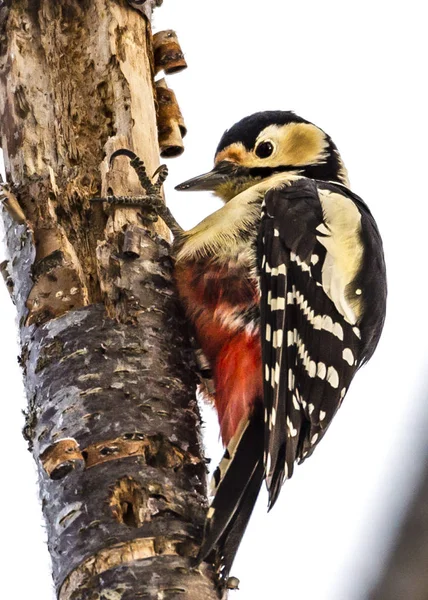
[248,165,303,178]
[248,158,343,184]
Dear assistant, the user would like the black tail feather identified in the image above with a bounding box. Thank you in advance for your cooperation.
[198,407,265,576]
[215,459,264,581]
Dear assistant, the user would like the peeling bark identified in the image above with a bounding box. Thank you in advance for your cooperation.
[0,1,219,598]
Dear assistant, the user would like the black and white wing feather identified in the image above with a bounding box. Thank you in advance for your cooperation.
[258,178,386,509]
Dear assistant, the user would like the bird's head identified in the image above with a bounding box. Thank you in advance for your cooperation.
[175,111,349,201]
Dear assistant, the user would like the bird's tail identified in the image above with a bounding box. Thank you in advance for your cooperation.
[198,405,265,581]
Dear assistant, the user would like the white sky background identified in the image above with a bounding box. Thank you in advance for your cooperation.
[1,1,427,598]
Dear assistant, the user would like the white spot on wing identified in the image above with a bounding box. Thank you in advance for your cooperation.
[317,362,327,379]
[291,288,344,340]
[311,433,319,445]
[327,366,339,388]
[273,329,283,348]
[274,362,280,385]
[342,348,354,366]
[287,416,297,437]
[288,368,295,391]
[266,323,271,341]
[293,253,311,272]
[333,322,344,340]
[270,296,285,311]
[322,315,333,332]
[282,463,289,482]
[292,394,300,410]
[312,315,322,329]
[271,264,287,276]
[293,330,339,383]
[319,410,326,421]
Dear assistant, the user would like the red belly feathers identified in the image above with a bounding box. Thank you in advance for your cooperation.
[175,259,263,444]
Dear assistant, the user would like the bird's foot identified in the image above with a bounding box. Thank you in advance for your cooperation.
[92,149,182,234]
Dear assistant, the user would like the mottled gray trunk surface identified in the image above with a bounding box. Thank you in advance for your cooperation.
[0,1,219,598]
[12,222,214,599]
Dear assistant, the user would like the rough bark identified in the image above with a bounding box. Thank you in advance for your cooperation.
[0,1,218,598]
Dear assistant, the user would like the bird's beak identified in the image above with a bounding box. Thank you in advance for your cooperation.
[175,161,249,191]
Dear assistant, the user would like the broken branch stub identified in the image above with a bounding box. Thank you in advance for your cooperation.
[153,29,187,75]
[156,78,187,158]
[40,438,85,480]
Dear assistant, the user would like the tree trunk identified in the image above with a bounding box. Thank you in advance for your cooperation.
[0,1,218,598]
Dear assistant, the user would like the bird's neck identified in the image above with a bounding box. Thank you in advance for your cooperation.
[216,170,301,203]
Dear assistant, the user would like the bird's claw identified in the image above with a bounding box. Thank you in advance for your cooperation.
[108,148,168,195]
[91,194,163,222]
[91,149,182,234]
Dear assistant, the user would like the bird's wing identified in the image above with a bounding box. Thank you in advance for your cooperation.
[259,178,386,508]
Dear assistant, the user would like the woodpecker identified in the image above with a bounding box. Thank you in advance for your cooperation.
[171,111,387,580]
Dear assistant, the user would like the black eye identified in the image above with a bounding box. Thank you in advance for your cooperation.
[255,141,274,159]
